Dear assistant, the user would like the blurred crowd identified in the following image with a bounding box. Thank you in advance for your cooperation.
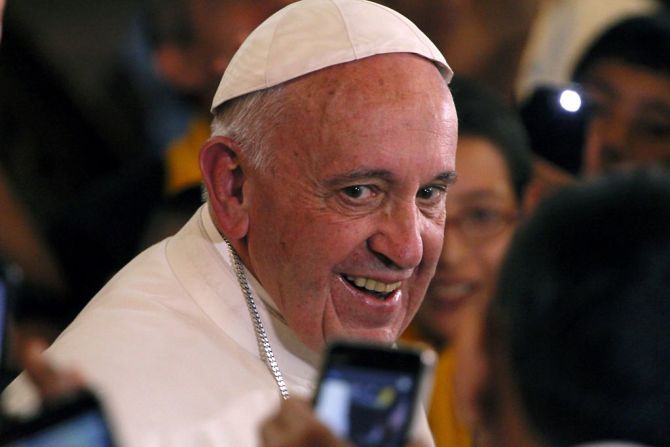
[1,0,669,445]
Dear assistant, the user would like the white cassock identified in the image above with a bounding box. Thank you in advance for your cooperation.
[2,205,434,447]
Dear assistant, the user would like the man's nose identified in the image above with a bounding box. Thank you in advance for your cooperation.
[367,203,423,270]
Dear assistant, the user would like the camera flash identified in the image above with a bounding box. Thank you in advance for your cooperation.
[559,89,582,113]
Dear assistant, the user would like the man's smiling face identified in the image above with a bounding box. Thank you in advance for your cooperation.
[242,53,458,351]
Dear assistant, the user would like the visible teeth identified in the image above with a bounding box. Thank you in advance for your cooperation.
[346,276,401,293]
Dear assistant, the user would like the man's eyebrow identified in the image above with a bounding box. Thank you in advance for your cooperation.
[325,169,457,186]
[323,169,458,186]
[323,169,394,187]
[435,171,458,184]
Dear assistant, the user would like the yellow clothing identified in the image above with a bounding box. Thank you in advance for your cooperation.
[401,325,472,447]
[164,116,210,194]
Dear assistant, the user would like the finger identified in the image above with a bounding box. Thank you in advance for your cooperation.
[260,399,303,447]
[260,398,345,447]
[20,338,85,401]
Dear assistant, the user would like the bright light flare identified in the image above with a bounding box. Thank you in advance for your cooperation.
[559,89,582,113]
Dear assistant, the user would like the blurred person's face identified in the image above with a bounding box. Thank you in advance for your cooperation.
[204,54,458,352]
[378,0,538,62]
[581,60,670,175]
[413,136,519,347]
[157,0,286,108]
[378,0,539,99]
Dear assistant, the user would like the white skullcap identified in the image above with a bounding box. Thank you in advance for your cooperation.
[211,0,452,112]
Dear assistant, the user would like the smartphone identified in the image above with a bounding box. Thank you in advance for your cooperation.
[0,390,118,447]
[519,84,588,175]
[313,340,436,447]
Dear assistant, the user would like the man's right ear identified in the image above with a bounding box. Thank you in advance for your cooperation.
[200,136,249,240]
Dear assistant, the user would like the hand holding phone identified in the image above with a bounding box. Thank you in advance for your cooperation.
[313,340,436,447]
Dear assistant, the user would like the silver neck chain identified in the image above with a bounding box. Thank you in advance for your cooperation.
[225,240,290,400]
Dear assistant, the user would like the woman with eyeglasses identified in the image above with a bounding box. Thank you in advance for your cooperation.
[401,76,536,447]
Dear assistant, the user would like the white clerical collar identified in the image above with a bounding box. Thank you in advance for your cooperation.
[200,205,283,318]
[201,205,320,382]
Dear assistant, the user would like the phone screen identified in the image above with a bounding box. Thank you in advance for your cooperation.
[313,341,433,447]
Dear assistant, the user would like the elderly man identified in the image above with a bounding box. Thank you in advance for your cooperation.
[2,0,457,445]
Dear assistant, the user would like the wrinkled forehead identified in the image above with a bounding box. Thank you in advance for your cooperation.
[282,53,451,118]
[266,55,457,172]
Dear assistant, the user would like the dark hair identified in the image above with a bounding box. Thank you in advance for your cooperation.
[450,76,533,201]
[488,168,670,446]
[572,11,670,81]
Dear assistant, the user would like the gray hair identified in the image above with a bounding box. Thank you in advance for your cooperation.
[210,84,287,174]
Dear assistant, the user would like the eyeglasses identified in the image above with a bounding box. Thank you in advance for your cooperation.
[446,206,520,245]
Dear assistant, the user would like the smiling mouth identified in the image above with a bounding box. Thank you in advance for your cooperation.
[344,275,402,300]
[428,281,477,308]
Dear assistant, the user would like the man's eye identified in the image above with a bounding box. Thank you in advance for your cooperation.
[417,186,446,201]
[342,185,374,200]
